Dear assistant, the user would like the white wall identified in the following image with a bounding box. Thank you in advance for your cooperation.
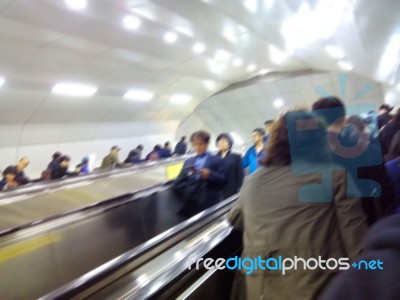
[0,121,179,179]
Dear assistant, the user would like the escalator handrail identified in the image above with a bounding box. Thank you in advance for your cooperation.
[0,179,173,237]
[0,155,189,200]
[39,194,239,300]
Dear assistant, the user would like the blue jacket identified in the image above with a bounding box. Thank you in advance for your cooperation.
[242,145,266,174]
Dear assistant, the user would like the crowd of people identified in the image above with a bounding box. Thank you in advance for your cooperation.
[169,97,400,299]
[0,138,189,191]
[1,95,400,298]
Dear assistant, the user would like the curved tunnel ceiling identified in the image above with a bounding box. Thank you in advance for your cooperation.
[0,0,399,127]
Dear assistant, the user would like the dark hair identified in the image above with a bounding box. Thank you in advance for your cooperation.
[379,104,393,112]
[264,120,274,126]
[59,155,71,162]
[154,144,162,151]
[391,108,400,125]
[181,136,186,141]
[137,144,144,150]
[263,110,330,166]
[216,133,233,149]
[312,96,345,124]
[164,142,170,147]
[2,166,17,177]
[52,152,62,160]
[190,130,211,144]
[253,128,266,136]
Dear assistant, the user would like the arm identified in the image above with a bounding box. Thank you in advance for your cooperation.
[227,195,243,232]
[333,171,368,259]
[205,157,225,184]
[242,148,250,169]
[236,155,244,191]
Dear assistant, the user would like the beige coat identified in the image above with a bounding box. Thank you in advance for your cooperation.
[228,165,367,300]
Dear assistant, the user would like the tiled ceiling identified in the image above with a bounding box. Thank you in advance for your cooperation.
[0,0,399,126]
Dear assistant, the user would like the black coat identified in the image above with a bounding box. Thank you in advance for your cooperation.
[217,151,244,199]
[172,153,225,216]
[320,214,400,300]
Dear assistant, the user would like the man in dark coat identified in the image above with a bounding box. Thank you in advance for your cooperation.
[172,130,225,216]
[216,133,244,199]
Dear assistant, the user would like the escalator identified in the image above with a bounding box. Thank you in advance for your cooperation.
[0,183,192,299]
[0,156,187,232]
[35,196,241,300]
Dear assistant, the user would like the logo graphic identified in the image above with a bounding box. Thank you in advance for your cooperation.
[286,73,382,202]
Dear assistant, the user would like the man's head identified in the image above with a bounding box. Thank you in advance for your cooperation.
[164,142,171,148]
[264,120,274,133]
[2,166,17,182]
[216,133,233,152]
[181,136,186,142]
[378,104,393,116]
[252,128,266,145]
[110,145,121,156]
[52,152,62,160]
[312,96,346,130]
[59,155,71,168]
[190,130,210,155]
[136,144,144,151]
[16,157,29,172]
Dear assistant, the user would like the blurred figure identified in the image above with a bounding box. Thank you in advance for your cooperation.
[228,111,367,300]
[377,104,393,129]
[172,130,225,216]
[312,97,396,225]
[263,119,274,143]
[158,142,173,159]
[75,156,90,174]
[100,145,124,169]
[6,157,30,186]
[242,128,266,174]
[48,151,62,170]
[381,108,400,160]
[173,136,187,155]
[124,145,144,164]
[51,155,77,179]
[146,145,162,161]
[320,214,400,300]
[385,131,400,213]
[216,133,243,198]
[0,166,18,191]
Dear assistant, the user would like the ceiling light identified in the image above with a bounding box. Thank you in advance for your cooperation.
[170,94,192,105]
[193,43,205,54]
[338,60,353,71]
[325,45,345,59]
[244,0,257,13]
[223,27,237,43]
[123,16,141,30]
[259,69,270,75]
[247,64,256,72]
[164,31,178,43]
[273,98,284,108]
[233,58,243,66]
[210,64,224,74]
[65,0,86,10]
[176,26,194,37]
[0,77,4,87]
[52,83,97,97]
[203,80,217,91]
[269,45,288,64]
[215,50,230,60]
[124,90,153,101]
